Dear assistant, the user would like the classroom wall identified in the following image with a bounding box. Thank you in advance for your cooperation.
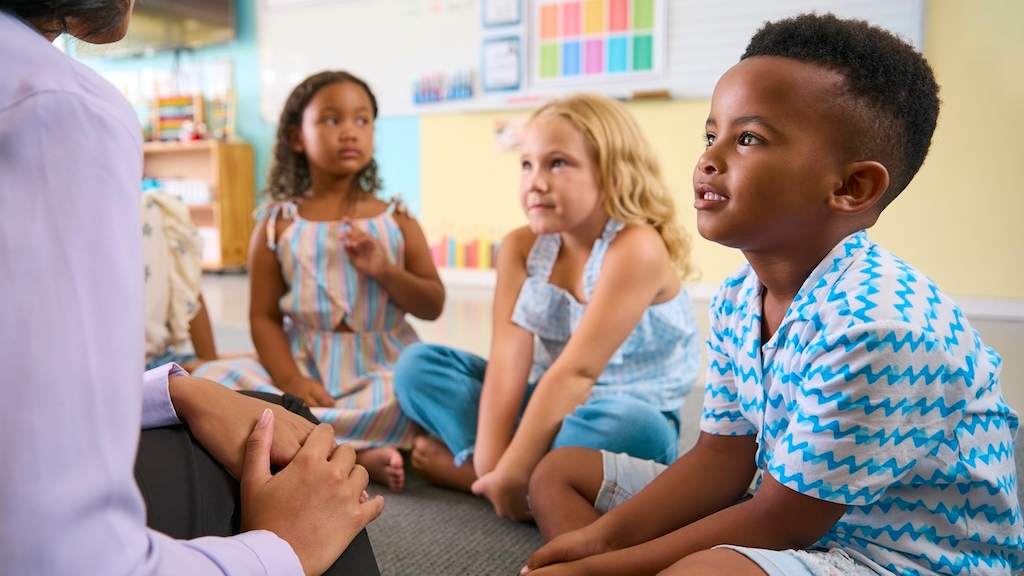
[79,0,421,213]
[83,0,1023,302]
[419,0,1024,301]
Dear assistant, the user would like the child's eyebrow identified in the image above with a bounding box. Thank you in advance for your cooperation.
[316,106,372,115]
[521,148,574,160]
[705,116,780,135]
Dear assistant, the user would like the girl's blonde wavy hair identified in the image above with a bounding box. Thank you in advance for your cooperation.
[530,93,695,279]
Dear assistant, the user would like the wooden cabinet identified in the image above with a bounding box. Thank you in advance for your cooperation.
[142,140,255,271]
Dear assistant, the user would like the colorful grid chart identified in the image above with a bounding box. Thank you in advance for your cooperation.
[535,0,660,81]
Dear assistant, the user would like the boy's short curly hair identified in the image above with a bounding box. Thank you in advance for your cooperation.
[742,12,940,209]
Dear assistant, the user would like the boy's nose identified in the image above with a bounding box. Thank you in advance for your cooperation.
[697,151,720,174]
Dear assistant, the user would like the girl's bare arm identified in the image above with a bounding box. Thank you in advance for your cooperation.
[371,212,445,320]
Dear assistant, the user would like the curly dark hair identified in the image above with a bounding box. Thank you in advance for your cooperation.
[742,12,940,210]
[265,71,383,201]
[0,0,129,38]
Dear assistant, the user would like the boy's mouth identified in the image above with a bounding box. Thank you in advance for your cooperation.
[694,183,728,202]
[700,191,727,201]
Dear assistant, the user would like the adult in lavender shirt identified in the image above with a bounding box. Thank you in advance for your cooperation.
[0,1,383,574]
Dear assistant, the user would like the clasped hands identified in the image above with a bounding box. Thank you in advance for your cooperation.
[169,375,383,576]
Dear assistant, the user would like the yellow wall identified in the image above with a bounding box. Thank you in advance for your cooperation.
[420,0,1024,299]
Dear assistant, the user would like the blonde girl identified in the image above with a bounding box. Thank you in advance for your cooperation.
[394,93,700,519]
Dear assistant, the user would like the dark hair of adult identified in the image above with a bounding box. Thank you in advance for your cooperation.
[742,12,940,210]
[0,0,129,39]
[266,71,384,202]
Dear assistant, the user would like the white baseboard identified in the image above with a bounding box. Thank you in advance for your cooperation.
[438,268,498,289]
[438,268,1024,322]
[955,297,1024,322]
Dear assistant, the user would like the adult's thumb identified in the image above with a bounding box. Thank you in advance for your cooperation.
[242,408,275,488]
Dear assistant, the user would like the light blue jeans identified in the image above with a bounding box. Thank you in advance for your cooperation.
[393,343,680,467]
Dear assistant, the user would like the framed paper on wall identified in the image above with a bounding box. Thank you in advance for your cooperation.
[483,0,522,27]
[482,36,522,91]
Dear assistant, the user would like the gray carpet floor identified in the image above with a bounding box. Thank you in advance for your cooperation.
[365,390,705,576]
[366,387,1024,576]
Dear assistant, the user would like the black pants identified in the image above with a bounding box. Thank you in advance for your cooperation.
[135,392,380,576]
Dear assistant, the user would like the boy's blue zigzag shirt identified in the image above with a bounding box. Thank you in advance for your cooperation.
[701,230,1024,575]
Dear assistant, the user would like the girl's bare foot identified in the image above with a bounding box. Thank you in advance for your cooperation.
[357,446,406,493]
[409,435,477,492]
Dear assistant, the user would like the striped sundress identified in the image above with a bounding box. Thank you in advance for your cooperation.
[193,200,418,450]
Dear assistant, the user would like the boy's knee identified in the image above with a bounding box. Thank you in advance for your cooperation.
[530,447,602,501]
[531,447,580,488]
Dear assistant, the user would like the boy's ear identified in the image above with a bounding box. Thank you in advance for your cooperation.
[288,126,304,153]
[830,161,889,214]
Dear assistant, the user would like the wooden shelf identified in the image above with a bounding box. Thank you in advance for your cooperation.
[143,140,255,271]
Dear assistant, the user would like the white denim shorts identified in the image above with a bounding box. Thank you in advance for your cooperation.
[594,450,667,513]
[717,546,881,576]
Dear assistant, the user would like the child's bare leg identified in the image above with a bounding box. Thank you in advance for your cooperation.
[357,447,406,493]
[409,435,477,491]
[529,447,604,541]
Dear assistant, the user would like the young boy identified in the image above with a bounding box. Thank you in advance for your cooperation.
[523,13,1024,576]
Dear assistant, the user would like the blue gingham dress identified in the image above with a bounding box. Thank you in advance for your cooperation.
[511,218,700,412]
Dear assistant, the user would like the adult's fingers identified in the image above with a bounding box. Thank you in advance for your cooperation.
[360,492,385,522]
[241,409,274,489]
[296,423,338,462]
[328,442,358,471]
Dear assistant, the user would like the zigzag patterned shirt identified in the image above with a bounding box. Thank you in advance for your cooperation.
[701,231,1024,575]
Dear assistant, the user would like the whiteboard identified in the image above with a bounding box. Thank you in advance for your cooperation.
[257,0,924,119]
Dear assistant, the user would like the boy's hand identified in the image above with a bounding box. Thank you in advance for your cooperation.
[471,467,532,520]
[522,562,589,576]
[523,526,613,574]
[280,374,335,408]
[340,218,390,278]
[241,413,384,576]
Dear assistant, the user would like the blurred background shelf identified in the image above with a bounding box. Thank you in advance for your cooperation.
[143,140,255,271]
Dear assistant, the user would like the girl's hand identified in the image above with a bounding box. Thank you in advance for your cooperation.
[280,374,335,408]
[471,467,532,520]
[522,525,613,574]
[340,218,390,278]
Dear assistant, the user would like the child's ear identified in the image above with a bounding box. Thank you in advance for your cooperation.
[288,126,304,154]
[830,161,889,214]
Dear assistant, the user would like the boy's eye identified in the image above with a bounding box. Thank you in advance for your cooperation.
[739,132,762,146]
[521,160,532,171]
[356,118,369,126]
[322,117,339,126]
[702,133,716,147]
[551,158,567,168]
